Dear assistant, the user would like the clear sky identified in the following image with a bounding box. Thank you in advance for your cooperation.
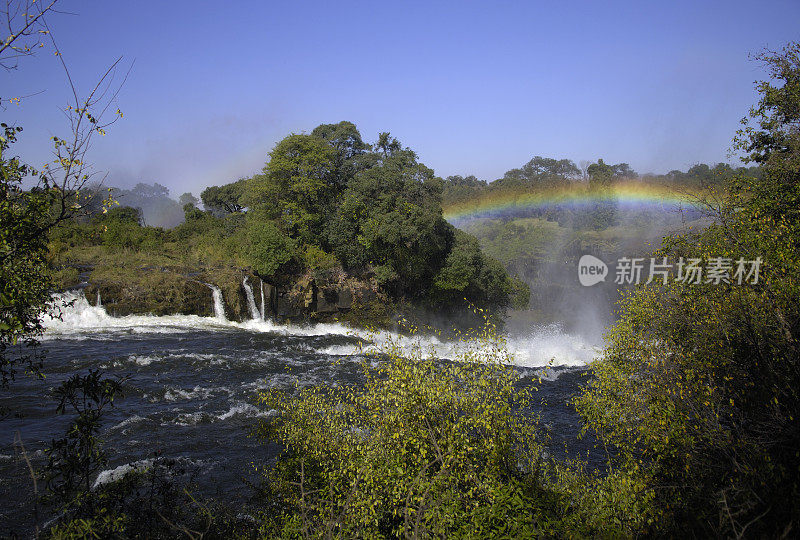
[4,0,800,197]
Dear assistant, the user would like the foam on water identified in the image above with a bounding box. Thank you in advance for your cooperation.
[93,457,210,488]
[318,326,599,368]
[164,403,272,426]
[161,385,233,402]
[42,292,599,368]
[41,291,232,337]
[216,402,273,421]
[110,415,146,432]
[505,324,600,367]
[42,291,366,338]
[93,459,154,488]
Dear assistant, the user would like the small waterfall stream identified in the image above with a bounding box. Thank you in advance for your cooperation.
[259,281,266,321]
[242,278,260,321]
[206,284,227,321]
[96,290,102,307]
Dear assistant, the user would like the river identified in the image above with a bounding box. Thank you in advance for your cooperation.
[0,291,599,535]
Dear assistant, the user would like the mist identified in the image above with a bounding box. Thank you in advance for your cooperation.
[445,161,736,347]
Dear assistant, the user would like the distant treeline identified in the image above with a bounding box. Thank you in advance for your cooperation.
[96,158,759,231]
[442,156,761,207]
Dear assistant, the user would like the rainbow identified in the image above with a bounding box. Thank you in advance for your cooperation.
[442,181,698,222]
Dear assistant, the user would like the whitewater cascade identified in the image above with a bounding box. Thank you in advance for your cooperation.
[40,291,599,368]
[96,290,102,307]
[242,278,260,321]
[259,281,266,321]
[206,284,227,321]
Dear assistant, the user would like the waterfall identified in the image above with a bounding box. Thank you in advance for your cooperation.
[96,290,102,307]
[242,278,260,320]
[206,284,226,321]
[259,280,266,321]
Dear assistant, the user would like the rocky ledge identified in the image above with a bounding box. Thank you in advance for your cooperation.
[54,263,397,327]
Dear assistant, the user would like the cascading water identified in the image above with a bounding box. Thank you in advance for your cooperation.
[41,291,598,367]
[259,280,266,321]
[96,290,102,307]
[206,284,227,321]
[242,278,260,321]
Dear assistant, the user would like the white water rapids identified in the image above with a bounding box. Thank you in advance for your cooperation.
[41,291,599,368]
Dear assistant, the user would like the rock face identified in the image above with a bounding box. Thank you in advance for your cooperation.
[273,277,368,322]
[59,263,391,325]
[85,278,214,318]
[73,265,249,320]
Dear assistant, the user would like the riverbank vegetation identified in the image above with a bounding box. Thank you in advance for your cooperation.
[48,123,529,329]
[2,1,799,534]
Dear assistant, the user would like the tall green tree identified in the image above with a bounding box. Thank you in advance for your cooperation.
[0,125,52,387]
[200,179,245,216]
[244,134,336,245]
[0,0,125,392]
[494,156,581,188]
[311,121,372,192]
[328,145,450,296]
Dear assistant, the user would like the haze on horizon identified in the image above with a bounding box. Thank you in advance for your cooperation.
[4,0,799,198]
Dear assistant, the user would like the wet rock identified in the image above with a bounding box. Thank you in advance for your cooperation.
[316,288,339,313]
[336,286,353,310]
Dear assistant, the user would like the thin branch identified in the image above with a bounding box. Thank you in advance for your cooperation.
[13,431,40,539]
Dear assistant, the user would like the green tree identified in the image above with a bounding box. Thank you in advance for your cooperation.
[245,134,336,245]
[178,191,199,208]
[432,227,524,312]
[200,179,245,216]
[257,326,559,538]
[586,158,614,187]
[311,121,371,192]
[0,125,52,388]
[375,131,402,157]
[493,156,581,189]
[246,212,296,277]
[328,146,450,296]
[1,0,124,392]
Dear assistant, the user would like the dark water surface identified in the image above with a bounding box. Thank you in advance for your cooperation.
[0,294,598,535]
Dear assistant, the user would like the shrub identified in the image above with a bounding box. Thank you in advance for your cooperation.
[303,245,340,283]
[246,219,296,277]
[256,324,570,538]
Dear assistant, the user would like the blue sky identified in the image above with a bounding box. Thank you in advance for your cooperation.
[4,0,799,197]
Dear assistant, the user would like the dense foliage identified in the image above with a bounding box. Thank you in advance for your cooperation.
[0,125,52,388]
[256,322,654,538]
[257,326,551,537]
[577,42,800,537]
[55,122,527,321]
[234,123,527,314]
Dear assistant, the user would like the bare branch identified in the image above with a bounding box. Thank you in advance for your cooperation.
[0,0,58,71]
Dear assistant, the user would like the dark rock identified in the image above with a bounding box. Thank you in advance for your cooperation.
[336,287,353,310]
[261,281,277,318]
[316,288,339,313]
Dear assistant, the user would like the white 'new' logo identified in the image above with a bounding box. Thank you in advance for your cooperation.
[578,255,608,286]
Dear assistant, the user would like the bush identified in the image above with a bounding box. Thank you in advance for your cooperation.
[256,324,571,538]
[576,42,800,537]
[246,218,296,277]
[303,245,340,283]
